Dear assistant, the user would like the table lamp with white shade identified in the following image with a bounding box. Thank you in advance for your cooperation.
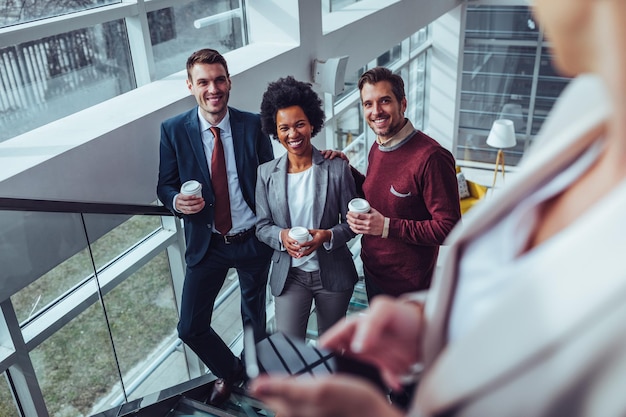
[486,119,517,188]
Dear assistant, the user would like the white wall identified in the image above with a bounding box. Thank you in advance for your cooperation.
[427,3,465,151]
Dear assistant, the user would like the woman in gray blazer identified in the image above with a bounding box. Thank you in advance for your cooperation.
[255,76,358,341]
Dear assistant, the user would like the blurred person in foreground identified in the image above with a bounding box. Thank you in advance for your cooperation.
[250,0,626,416]
[255,76,358,341]
[157,48,273,405]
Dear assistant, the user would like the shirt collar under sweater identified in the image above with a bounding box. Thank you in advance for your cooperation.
[376,118,417,151]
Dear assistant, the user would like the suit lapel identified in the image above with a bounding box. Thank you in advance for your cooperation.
[311,149,327,228]
[269,154,290,227]
[229,108,246,180]
[184,108,212,188]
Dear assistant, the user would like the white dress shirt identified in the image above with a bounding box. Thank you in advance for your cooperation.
[198,109,256,234]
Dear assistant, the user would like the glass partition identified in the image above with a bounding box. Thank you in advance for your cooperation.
[2,207,186,416]
[0,372,20,417]
[85,214,162,271]
[30,298,120,416]
[7,211,92,324]
[335,103,363,151]
[103,251,181,402]
[405,51,429,132]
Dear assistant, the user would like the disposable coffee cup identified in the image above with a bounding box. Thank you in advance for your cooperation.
[180,180,202,197]
[288,226,310,244]
[348,198,371,214]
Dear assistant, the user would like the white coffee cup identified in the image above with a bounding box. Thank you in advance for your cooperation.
[288,226,311,244]
[181,180,202,197]
[348,198,371,214]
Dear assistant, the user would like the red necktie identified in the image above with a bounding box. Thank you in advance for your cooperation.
[210,126,232,235]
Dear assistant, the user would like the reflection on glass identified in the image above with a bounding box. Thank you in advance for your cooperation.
[104,252,182,401]
[224,390,276,416]
[410,28,429,51]
[532,47,569,135]
[465,6,539,41]
[0,372,20,417]
[377,44,402,68]
[8,212,93,324]
[85,214,162,271]
[0,0,121,28]
[457,6,571,165]
[335,104,363,150]
[169,395,275,417]
[328,0,363,13]
[150,0,246,80]
[0,20,134,143]
[406,52,429,131]
[459,44,536,131]
[335,66,364,102]
[31,296,119,417]
[337,102,366,174]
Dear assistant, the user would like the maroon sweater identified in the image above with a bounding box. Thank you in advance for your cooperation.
[358,130,461,296]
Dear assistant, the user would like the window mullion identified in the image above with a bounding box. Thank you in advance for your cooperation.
[125,0,154,86]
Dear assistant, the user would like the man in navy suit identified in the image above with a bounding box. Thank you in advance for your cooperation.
[157,49,273,401]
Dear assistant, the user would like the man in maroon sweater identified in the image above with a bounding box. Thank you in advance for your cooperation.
[347,67,461,300]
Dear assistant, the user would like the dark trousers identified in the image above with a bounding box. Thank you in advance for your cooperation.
[177,234,271,380]
[364,271,386,302]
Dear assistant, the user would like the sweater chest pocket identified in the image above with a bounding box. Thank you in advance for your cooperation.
[387,182,423,218]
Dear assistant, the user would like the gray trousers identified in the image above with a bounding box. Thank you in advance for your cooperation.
[274,268,353,341]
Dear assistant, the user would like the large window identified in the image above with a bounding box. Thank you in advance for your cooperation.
[0,1,121,27]
[0,0,247,144]
[0,21,134,143]
[456,5,571,166]
[149,0,247,80]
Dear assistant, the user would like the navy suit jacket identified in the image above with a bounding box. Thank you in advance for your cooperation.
[157,106,274,267]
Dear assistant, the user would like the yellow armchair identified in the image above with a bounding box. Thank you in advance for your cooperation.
[456,166,488,215]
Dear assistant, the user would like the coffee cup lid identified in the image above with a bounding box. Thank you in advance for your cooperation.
[349,198,370,211]
[181,180,201,194]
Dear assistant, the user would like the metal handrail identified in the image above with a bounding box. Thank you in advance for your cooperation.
[0,197,172,216]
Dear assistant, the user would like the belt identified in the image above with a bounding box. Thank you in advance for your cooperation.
[214,226,256,245]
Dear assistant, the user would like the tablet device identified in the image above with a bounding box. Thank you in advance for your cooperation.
[244,327,386,392]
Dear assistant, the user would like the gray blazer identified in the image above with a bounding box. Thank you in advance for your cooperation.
[255,147,358,296]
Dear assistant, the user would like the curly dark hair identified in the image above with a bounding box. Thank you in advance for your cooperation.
[260,76,326,140]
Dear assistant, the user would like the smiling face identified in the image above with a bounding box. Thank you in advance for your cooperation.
[276,105,313,159]
[360,80,407,140]
[187,62,231,125]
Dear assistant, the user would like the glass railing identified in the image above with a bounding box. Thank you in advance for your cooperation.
[0,198,192,416]
[0,189,368,417]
